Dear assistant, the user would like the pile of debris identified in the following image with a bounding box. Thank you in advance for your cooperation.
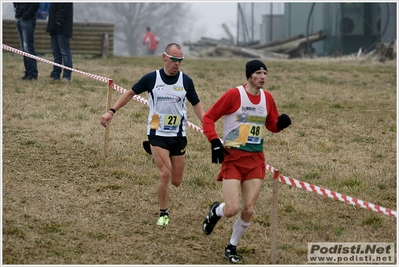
[366,39,397,62]
[184,23,396,62]
[183,23,326,59]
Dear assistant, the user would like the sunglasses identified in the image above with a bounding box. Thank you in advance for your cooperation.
[163,52,184,62]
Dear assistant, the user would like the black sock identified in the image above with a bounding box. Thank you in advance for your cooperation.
[160,209,168,217]
[227,243,236,251]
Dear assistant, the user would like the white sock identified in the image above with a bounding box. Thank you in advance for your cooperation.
[229,216,250,246]
[216,202,225,217]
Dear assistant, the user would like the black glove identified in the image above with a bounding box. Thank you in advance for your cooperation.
[210,138,230,164]
[277,114,291,130]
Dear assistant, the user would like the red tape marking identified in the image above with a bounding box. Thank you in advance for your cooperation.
[277,173,396,217]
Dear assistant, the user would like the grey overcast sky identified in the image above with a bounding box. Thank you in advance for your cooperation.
[2,1,284,53]
[1,2,237,38]
[2,2,283,40]
[2,2,284,39]
[189,2,238,41]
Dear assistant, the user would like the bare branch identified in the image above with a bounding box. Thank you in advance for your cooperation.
[74,2,192,56]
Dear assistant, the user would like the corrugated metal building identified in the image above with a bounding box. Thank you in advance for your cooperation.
[237,2,396,56]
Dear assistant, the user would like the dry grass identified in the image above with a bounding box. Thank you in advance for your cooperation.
[2,52,397,265]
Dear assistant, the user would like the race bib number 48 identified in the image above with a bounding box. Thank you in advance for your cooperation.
[238,123,262,144]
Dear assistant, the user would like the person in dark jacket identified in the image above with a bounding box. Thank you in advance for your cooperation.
[46,3,73,81]
[14,2,40,80]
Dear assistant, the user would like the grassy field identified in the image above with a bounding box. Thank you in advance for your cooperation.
[2,51,397,265]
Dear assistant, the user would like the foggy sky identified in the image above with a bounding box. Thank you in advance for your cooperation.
[189,2,284,41]
[2,2,285,55]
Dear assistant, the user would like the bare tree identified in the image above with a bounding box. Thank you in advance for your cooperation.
[74,2,193,56]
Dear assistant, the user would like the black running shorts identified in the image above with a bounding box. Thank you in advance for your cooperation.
[148,136,187,156]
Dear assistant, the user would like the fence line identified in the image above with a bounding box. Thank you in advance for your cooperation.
[3,43,396,218]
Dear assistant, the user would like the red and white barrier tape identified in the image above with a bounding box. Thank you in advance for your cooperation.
[4,44,396,218]
[3,44,110,83]
[265,165,396,217]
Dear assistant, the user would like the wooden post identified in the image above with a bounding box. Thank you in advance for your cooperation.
[104,79,113,156]
[270,169,280,264]
[102,32,109,59]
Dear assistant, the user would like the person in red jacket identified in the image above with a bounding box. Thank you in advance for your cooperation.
[201,59,291,264]
[142,26,160,55]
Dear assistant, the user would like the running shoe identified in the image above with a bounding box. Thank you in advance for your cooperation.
[157,215,169,226]
[202,201,221,235]
[224,245,244,264]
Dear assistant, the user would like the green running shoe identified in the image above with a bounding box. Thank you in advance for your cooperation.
[157,215,169,226]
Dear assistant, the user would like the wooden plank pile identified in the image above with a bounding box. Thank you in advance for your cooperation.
[2,19,114,58]
[183,24,326,59]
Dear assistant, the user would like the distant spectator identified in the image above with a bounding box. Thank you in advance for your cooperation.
[46,3,73,82]
[142,26,160,55]
[37,3,50,20]
[14,2,40,80]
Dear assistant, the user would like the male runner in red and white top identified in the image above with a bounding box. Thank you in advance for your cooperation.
[201,59,291,264]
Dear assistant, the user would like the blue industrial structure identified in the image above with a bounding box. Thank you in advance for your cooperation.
[237,2,396,56]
